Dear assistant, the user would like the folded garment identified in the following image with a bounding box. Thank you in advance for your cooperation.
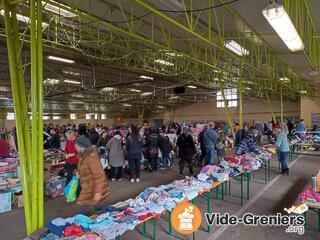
[46,222,72,237]
[94,222,128,240]
[298,189,320,202]
[73,214,96,229]
[64,225,83,237]
[52,217,74,227]
[197,173,209,182]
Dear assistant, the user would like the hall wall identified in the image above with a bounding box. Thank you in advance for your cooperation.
[149,97,300,124]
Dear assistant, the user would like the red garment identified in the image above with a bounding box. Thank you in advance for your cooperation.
[0,138,10,158]
[65,140,79,164]
[138,212,154,221]
[64,225,83,237]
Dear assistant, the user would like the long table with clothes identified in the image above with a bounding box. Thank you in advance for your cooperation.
[38,148,273,240]
[298,189,320,232]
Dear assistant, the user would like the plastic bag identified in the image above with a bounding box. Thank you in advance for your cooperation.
[64,176,79,202]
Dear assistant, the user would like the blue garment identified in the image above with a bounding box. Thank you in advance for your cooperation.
[126,137,143,158]
[45,222,72,237]
[73,214,96,229]
[297,122,306,132]
[203,128,219,147]
[275,132,289,152]
[205,145,215,165]
[279,151,289,171]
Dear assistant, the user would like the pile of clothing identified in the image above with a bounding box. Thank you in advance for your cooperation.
[198,148,272,182]
[0,158,19,174]
[235,132,255,155]
[298,189,320,204]
[41,177,213,239]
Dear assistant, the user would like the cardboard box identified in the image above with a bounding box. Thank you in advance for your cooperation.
[0,192,12,213]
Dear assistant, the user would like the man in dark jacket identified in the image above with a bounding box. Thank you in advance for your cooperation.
[177,127,196,177]
[145,129,159,172]
[198,126,207,165]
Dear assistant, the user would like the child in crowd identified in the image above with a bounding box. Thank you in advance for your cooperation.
[216,132,226,163]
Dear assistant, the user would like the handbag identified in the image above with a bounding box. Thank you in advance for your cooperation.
[99,146,110,169]
[64,176,79,202]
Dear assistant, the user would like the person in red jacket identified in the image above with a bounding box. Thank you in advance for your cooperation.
[0,138,10,158]
[65,130,79,183]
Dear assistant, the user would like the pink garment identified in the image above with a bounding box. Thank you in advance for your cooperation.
[298,189,320,202]
[200,165,221,175]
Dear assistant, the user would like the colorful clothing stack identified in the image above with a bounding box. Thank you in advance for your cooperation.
[42,147,272,240]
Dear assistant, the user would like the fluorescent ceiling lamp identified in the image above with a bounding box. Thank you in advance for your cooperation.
[187,85,197,89]
[170,96,179,99]
[141,92,153,97]
[64,79,81,85]
[140,75,154,80]
[165,52,183,57]
[0,10,49,27]
[279,77,290,81]
[42,1,77,18]
[47,55,75,63]
[154,59,174,66]
[245,87,252,90]
[262,3,304,52]
[44,78,60,84]
[63,70,80,76]
[224,40,249,56]
[130,88,141,93]
[0,96,9,100]
[300,90,307,94]
[123,103,132,107]
[101,87,115,92]
[157,106,165,109]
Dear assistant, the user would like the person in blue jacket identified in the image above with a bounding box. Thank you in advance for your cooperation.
[296,119,307,138]
[203,122,219,165]
[275,123,290,175]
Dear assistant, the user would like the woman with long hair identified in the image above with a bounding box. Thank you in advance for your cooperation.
[126,125,144,183]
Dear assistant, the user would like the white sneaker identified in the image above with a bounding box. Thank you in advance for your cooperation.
[130,179,135,183]
[111,178,115,181]
[135,178,140,182]
[118,178,122,181]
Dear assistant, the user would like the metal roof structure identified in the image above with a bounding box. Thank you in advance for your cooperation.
[0,0,319,119]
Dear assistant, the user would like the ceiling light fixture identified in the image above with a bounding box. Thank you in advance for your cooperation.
[42,1,77,18]
[130,88,141,93]
[0,10,49,27]
[63,70,80,76]
[224,40,249,56]
[187,85,197,89]
[139,75,154,80]
[262,2,304,52]
[154,59,174,66]
[170,96,179,99]
[123,103,132,107]
[157,106,165,109]
[279,77,290,82]
[47,55,75,63]
[300,90,307,94]
[44,78,60,84]
[64,79,81,85]
[101,87,115,92]
[141,92,153,97]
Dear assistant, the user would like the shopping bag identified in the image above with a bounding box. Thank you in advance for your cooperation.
[99,146,110,169]
[64,176,79,202]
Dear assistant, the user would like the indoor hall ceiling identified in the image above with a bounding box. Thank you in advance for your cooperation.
[0,0,319,117]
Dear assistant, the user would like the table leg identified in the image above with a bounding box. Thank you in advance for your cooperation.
[228,180,231,196]
[241,174,243,205]
[168,211,172,235]
[207,191,211,233]
[264,161,267,184]
[222,182,225,201]
[153,218,156,240]
[142,221,147,236]
[247,173,250,200]
[268,158,271,181]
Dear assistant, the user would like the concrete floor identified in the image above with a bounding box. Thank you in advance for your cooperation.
[1,154,319,240]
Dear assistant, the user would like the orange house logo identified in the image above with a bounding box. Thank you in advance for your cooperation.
[171,202,202,235]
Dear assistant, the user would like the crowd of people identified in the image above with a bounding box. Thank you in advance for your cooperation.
[0,118,315,206]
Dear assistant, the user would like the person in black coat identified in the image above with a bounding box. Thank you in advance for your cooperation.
[198,126,207,165]
[49,128,61,150]
[145,129,159,172]
[177,127,196,177]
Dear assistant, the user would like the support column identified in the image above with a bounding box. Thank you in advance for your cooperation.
[238,67,243,128]
[266,92,276,123]
[3,1,32,234]
[218,81,235,139]
[280,88,284,123]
